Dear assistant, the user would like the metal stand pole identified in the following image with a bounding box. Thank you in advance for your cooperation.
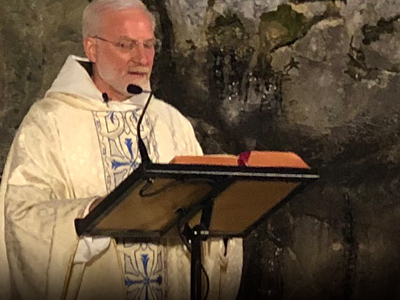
[189,224,209,300]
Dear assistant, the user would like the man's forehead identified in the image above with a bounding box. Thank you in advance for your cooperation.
[100,8,154,36]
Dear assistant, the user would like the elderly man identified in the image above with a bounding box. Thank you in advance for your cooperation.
[0,0,242,299]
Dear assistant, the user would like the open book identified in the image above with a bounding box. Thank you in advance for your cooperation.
[170,151,310,169]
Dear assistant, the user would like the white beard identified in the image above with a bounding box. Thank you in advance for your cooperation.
[97,61,151,97]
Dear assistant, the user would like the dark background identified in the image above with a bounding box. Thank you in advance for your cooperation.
[1,0,400,299]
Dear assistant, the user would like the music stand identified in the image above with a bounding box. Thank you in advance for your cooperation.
[75,162,318,300]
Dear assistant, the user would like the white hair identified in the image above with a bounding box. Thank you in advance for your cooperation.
[82,0,156,38]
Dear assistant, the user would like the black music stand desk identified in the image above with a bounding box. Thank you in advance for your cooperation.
[75,162,319,300]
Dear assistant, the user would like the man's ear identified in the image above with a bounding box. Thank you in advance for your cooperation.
[83,37,97,62]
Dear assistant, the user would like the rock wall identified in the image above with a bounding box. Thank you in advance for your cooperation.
[1,0,400,299]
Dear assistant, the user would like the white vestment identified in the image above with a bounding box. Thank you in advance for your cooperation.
[0,56,242,300]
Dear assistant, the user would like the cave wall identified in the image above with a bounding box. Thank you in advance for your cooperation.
[1,0,400,299]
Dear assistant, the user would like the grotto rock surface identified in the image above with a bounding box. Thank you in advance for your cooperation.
[1,0,400,299]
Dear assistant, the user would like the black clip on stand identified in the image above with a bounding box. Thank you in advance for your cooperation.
[183,198,215,300]
[186,224,209,300]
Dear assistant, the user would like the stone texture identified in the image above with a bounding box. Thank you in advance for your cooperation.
[0,0,86,170]
[1,0,400,299]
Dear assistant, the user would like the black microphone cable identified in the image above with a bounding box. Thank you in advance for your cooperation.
[177,211,211,300]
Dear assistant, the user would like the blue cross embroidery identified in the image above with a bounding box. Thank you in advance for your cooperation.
[111,138,140,170]
[125,254,163,300]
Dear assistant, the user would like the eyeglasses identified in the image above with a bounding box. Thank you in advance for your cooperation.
[92,36,160,53]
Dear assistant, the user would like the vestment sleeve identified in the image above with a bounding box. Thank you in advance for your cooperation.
[181,116,203,156]
[3,104,95,299]
[73,199,111,264]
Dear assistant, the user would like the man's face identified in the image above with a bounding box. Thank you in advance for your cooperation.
[85,8,155,100]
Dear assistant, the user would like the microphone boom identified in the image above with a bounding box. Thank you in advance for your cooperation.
[127,84,153,166]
